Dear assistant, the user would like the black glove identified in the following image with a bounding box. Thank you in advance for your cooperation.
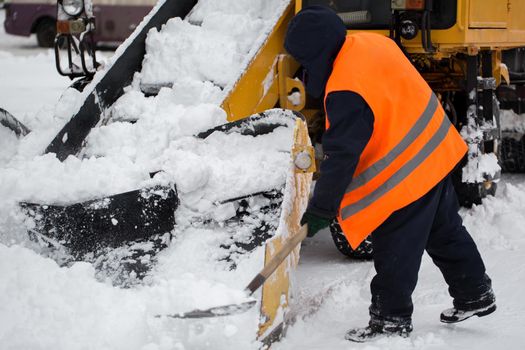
[301,211,332,237]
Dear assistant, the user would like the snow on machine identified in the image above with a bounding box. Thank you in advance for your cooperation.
[8,0,315,343]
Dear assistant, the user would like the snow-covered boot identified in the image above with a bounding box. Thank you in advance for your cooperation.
[345,317,412,342]
[440,289,496,323]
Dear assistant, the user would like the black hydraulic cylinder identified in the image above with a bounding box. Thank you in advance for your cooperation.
[466,54,478,107]
[481,50,494,123]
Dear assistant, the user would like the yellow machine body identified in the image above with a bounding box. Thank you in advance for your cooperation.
[222,0,525,124]
[296,0,525,54]
[220,2,304,122]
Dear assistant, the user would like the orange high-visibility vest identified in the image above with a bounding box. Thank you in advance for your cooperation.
[325,33,467,249]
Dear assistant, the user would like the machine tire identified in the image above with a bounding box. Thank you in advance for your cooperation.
[35,18,56,48]
[501,135,525,172]
[329,219,373,260]
[452,91,501,207]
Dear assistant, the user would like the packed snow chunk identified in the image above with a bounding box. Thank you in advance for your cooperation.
[85,100,227,162]
[110,89,157,122]
[141,18,241,88]
[168,78,224,106]
[190,0,290,23]
[462,152,501,184]
[0,153,150,205]
[158,114,295,209]
[288,91,302,107]
[159,148,211,194]
[140,0,290,97]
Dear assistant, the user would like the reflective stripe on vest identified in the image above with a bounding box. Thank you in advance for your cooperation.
[345,93,439,194]
[324,33,467,249]
[341,110,451,219]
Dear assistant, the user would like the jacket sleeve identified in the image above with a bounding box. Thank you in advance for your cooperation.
[307,90,374,218]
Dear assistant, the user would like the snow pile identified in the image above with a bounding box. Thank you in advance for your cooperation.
[0,110,297,349]
[0,108,298,349]
[0,49,71,126]
[0,235,261,350]
[138,0,289,102]
[76,0,294,211]
[1,0,298,346]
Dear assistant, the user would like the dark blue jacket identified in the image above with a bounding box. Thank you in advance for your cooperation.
[285,6,374,218]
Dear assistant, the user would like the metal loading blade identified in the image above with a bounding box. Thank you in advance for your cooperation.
[156,225,308,320]
[157,300,257,319]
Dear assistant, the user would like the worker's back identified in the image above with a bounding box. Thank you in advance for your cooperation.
[326,32,468,248]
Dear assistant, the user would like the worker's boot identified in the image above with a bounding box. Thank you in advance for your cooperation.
[440,288,496,323]
[345,315,412,342]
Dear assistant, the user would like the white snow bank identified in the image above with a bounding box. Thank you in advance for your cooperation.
[0,237,262,350]
[0,50,71,123]
[461,178,525,249]
[0,103,298,348]
[141,17,244,88]
[85,99,227,163]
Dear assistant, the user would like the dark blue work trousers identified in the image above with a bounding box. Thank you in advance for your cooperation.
[369,176,491,321]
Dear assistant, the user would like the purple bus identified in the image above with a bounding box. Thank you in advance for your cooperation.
[3,0,155,47]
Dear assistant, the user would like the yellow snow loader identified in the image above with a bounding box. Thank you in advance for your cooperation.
[5,0,525,346]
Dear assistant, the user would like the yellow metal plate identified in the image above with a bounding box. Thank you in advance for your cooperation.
[257,118,312,343]
[469,0,508,29]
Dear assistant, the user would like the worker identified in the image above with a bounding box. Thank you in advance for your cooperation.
[285,6,496,342]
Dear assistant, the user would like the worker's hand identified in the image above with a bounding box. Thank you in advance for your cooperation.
[300,212,332,237]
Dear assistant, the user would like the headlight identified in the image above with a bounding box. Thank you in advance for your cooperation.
[62,0,84,17]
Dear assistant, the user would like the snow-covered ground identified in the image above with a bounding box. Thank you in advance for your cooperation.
[2,4,525,350]
[0,10,70,121]
[278,175,525,349]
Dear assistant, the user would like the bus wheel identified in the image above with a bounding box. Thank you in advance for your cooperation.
[36,18,56,48]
